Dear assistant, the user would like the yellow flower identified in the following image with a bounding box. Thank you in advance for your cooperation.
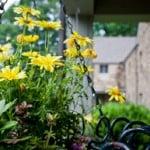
[64,48,79,58]
[84,114,93,123]
[0,44,12,62]
[22,51,40,58]
[0,53,10,62]
[17,34,39,44]
[14,6,41,17]
[64,37,75,48]
[64,32,92,48]
[19,83,26,93]
[30,54,63,72]
[81,49,97,59]
[72,65,94,74]
[0,66,27,81]
[36,20,61,30]
[47,113,58,125]
[107,87,125,103]
[84,113,98,124]
[73,32,92,46]
[0,43,12,52]
[14,17,36,29]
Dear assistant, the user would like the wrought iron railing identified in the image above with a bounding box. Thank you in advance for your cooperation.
[88,116,150,149]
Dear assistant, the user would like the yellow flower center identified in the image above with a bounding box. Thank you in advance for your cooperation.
[113,89,120,96]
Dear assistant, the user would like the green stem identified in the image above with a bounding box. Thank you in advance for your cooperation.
[47,31,50,53]
[36,70,45,89]
[45,31,47,53]
[23,25,27,35]
[30,44,33,51]
[45,30,49,53]
[45,125,52,149]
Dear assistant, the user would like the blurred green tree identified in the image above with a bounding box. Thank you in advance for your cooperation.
[93,22,138,37]
[0,0,60,53]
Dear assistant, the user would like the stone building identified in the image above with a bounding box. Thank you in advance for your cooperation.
[125,23,150,107]
[64,0,150,108]
[93,37,137,100]
[93,23,150,107]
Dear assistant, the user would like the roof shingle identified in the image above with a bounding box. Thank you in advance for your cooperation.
[93,37,137,64]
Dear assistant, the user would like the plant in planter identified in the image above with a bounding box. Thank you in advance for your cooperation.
[0,100,17,136]
[0,4,97,150]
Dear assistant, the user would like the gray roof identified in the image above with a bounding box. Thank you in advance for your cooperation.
[93,37,137,64]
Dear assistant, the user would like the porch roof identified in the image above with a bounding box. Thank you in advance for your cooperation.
[64,0,150,22]
[93,37,137,64]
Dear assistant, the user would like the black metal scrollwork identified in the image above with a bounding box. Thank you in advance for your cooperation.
[88,115,150,150]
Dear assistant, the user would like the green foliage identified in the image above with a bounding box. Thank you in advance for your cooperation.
[85,102,150,149]
[93,22,138,36]
[0,2,92,149]
[0,24,19,43]
[0,121,17,134]
[1,0,59,53]
[0,100,17,138]
[102,102,150,123]
[0,100,14,116]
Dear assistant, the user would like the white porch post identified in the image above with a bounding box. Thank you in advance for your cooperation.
[70,16,93,38]
[64,0,95,113]
[69,16,95,113]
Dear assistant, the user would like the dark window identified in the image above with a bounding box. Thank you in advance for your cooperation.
[139,51,142,56]
[100,64,108,73]
[98,93,109,102]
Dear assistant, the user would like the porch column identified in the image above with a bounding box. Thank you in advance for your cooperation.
[70,15,93,38]
[69,15,95,113]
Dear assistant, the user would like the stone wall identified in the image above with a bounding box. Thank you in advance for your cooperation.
[137,23,150,107]
[125,48,138,103]
[93,23,150,108]
[93,63,125,93]
[125,23,150,107]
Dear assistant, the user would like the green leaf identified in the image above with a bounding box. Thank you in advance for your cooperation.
[0,100,15,116]
[0,121,17,133]
[0,136,32,144]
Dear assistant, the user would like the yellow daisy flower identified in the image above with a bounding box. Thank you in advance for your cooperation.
[0,53,10,62]
[36,20,61,30]
[0,66,27,81]
[0,43,12,52]
[107,86,126,103]
[30,54,63,72]
[47,113,58,125]
[72,65,94,74]
[14,6,41,17]
[64,32,92,48]
[19,83,26,93]
[14,17,36,29]
[84,114,93,123]
[81,48,97,59]
[84,113,98,124]
[17,34,39,45]
[73,32,92,47]
[64,48,79,58]
[22,51,40,58]
[64,37,75,48]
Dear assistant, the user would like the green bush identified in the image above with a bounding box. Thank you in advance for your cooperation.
[102,102,150,124]
[85,102,150,149]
